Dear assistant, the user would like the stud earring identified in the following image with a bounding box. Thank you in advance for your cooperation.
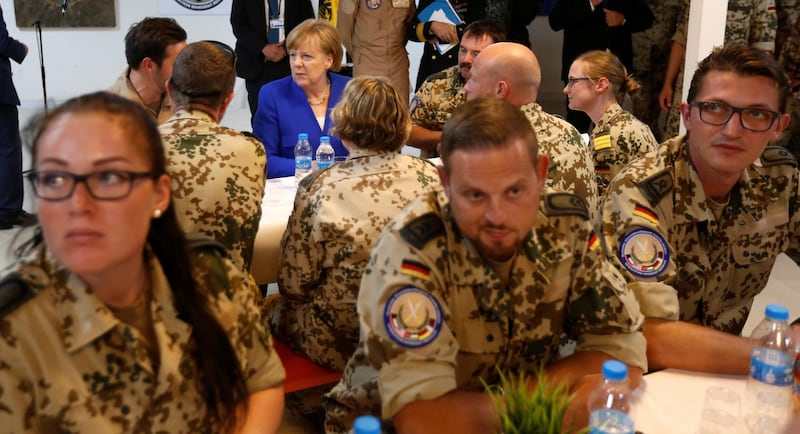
[153,209,162,218]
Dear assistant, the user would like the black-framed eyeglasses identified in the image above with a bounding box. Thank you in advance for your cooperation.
[566,77,593,88]
[169,40,236,99]
[690,101,781,132]
[24,170,158,201]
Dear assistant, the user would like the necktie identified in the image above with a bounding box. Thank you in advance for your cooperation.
[268,0,280,43]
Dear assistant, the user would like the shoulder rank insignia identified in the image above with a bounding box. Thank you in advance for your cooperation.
[383,286,442,348]
[761,146,798,168]
[0,273,34,318]
[399,213,445,249]
[637,170,673,206]
[542,192,589,220]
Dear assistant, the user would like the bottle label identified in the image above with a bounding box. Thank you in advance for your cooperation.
[317,161,332,170]
[295,156,312,171]
[750,348,794,387]
[589,409,634,434]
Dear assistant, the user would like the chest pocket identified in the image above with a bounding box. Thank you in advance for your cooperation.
[447,292,504,387]
[732,210,789,264]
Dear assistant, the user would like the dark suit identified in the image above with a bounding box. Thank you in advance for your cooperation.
[549,0,653,132]
[0,5,27,219]
[230,0,314,122]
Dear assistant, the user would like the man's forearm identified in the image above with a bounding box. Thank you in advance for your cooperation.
[408,125,442,152]
[393,390,499,434]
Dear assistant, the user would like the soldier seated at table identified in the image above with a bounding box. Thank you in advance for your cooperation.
[601,44,796,374]
[323,98,647,434]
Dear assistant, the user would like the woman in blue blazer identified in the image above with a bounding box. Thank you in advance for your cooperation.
[254,19,350,179]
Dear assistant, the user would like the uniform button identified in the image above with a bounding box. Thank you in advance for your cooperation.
[743,251,749,257]
[121,405,130,415]
[486,334,494,342]
[432,55,437,60]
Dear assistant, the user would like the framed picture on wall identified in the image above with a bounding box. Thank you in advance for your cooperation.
[14,0,116,28]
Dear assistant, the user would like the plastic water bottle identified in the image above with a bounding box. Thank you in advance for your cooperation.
[588,360,635,434]
[352,415,381,434]
[316,135,335,170]
[745,304,796,432]
[294,133,312,185]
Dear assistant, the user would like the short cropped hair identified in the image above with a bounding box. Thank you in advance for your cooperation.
[285,19,343,72]
[331,76,410,152]
[575,50,640,103]
[440,98,538,170]
[462,20,506,43]
[169,41,236,108]
[687,43,790,112]
[125,17,187,69]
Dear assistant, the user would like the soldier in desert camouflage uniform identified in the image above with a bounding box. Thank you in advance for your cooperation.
[408,21,504,157]
[160,41,266,275]
[465,42,600,221]
[564,50,658,198]
[659,0,777,140]
[602,45,794,374]
[323,98,646,433]
[0,92,285,434]
[270,77,439,373]
[630,0,683,141]
[775,0,800,160]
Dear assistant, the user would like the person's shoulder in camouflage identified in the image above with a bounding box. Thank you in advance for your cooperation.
[410,65,467,131]
[591,102,659,197]
[725,0,778,51]
[520,102,600,221]
[161,110,266,275]
[272,151,439,371]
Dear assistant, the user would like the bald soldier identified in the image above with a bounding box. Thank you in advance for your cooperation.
[323,98,646,433]
[464,42,599,221]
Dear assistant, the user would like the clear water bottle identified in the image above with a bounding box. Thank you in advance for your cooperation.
[745,304,796,433]
[352,415,381,434]
[588,360,635,434]
[294,133,312,185]
[316,135,335,170]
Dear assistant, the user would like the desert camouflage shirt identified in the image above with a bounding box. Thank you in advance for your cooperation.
[160,109,267,274]
[272,150,439,371]
[591,103,659,198]
[107,68,173,124]
[520,102,599,222]
[601,136,800,334]
[0,243,285,433]
[409,65,466,132]
[323,187,646,433]
[777,0,800,84]
[672,0,777,52]
[632,0,684,73]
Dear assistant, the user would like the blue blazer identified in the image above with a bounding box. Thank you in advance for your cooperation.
[254,72,350,178]
[0,5,27,106]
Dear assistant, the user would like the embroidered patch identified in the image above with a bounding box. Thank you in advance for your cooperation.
[366,0,381,9]
[400,259,431,280]
[588,231,600,251]
[593,134,611,151]
[619,228,669,278]
[633,205,659,225]
[384,286,442,348]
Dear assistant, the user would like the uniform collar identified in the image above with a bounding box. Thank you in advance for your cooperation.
[592,102,624,135]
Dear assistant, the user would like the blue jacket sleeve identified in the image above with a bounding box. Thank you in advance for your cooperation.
[253,81,296,179]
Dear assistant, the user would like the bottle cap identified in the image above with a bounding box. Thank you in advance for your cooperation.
[765,304,789,321]
[321,135,330,143]
[354,415,381,434]
[298,133,308,140]
[601,360,628,381]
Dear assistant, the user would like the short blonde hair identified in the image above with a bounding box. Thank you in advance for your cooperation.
[285,19,343,72]
[331,76,410,151]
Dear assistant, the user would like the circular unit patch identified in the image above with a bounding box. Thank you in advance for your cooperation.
[384,286,442,348]
[174,0,224,11]
[618,228,669,278]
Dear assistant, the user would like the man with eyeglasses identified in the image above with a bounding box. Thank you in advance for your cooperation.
[158,41,266,275]
[601,44,794,374]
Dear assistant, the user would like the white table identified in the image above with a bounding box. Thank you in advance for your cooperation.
[250,177,296,285]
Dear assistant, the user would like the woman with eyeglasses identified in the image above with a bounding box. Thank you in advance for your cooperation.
[253,18,350,179]
[0,92,285,433]
[563,50,658,197]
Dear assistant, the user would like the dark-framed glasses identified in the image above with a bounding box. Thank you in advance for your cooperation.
[566,77,593,88]
[25,170,158,201]
[690,101,781,132]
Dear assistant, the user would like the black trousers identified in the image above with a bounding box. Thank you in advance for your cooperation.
[0,103,22,218]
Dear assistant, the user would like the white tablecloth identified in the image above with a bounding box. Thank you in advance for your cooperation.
[250,177,296,285]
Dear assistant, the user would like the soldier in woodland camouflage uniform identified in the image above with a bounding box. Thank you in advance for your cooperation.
[564,50,658,198]
[630,0,683,141]
[602,45,794,374]
[323,98,646,433]
[659,0,777,140]
[270,77,439,373]
[464,42,600,222]
[160,41,266,275]
[775,0,800,160]
[0,92,285,434]
[408,21,504,157]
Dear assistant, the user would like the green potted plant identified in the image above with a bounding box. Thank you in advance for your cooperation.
[485,368,589,434]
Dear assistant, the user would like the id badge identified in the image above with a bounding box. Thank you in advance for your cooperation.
[269,18,284,30]
[392,0,410,7]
